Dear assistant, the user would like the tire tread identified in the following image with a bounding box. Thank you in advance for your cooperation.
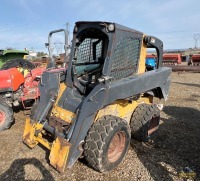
[84,115,130,172]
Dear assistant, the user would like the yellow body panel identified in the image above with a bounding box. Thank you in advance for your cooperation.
[138,35,147,74]
[95,96,152,123]
[51,83,76,123]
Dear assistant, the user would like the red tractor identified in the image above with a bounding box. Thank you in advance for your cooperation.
[0,66,45,131]
[0,28,69,131]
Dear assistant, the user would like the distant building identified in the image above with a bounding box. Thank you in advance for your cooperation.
[29,50,37,57]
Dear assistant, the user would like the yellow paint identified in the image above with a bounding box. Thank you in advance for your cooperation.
[55,83,67,105]
[51,82,76,123]
[23,118,43,148]
[52,106,75,123]
[17,67,30,77]
[95,96,152,123]
[23,118,71,172]
[36,133,51,150]
[49,137,71,173]
[138,35,147,74]
[23,83,73,173]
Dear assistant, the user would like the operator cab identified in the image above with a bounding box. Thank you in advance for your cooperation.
[72,28,109,95]
[67,22,163,96]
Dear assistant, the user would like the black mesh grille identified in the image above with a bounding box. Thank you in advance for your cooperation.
[110,37,140,80]
[76,38,102,63]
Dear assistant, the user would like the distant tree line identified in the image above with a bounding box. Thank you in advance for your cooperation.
[37,52,47,57]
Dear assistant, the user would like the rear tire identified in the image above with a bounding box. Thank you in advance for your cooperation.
[130,104,160,142]
[0,102,13,131]
[1,59,35,70]
[84,115,130,172]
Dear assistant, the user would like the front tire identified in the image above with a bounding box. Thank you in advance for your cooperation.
[84,115,130,172]
[0,102,13,131]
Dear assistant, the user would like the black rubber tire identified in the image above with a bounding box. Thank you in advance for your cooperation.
[0,102,14,132]
[1,58,35,70]
[130,104,160,142]
[84,115,130,172]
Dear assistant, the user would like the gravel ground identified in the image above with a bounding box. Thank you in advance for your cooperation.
[0,72,199,181]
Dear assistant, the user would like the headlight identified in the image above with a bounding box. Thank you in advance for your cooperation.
[107,23,115,32]
[74,26,78,33]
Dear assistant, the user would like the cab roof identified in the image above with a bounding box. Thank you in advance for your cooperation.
[75,21,143,35]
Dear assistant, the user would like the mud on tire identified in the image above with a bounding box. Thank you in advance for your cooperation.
[0,102,13,131]
[84,115,130,172]
[130,104,160,142]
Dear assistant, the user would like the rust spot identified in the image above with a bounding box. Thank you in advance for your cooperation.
[148,116,160,135]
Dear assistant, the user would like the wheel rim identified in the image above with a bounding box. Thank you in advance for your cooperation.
[107,131,126,163]
[148,115,160,135]
[0,110,6,126]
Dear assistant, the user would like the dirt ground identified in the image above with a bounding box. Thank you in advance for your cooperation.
[0,72,199,181]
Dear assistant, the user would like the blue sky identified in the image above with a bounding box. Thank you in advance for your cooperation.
[0,0,200,53]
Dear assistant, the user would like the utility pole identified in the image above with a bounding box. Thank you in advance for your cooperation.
[193,34,200,49]
[65,22,70,48]
[54,41,63,55]
[63,22,71,66]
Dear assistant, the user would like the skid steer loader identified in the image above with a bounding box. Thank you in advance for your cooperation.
[23,21,171,173]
